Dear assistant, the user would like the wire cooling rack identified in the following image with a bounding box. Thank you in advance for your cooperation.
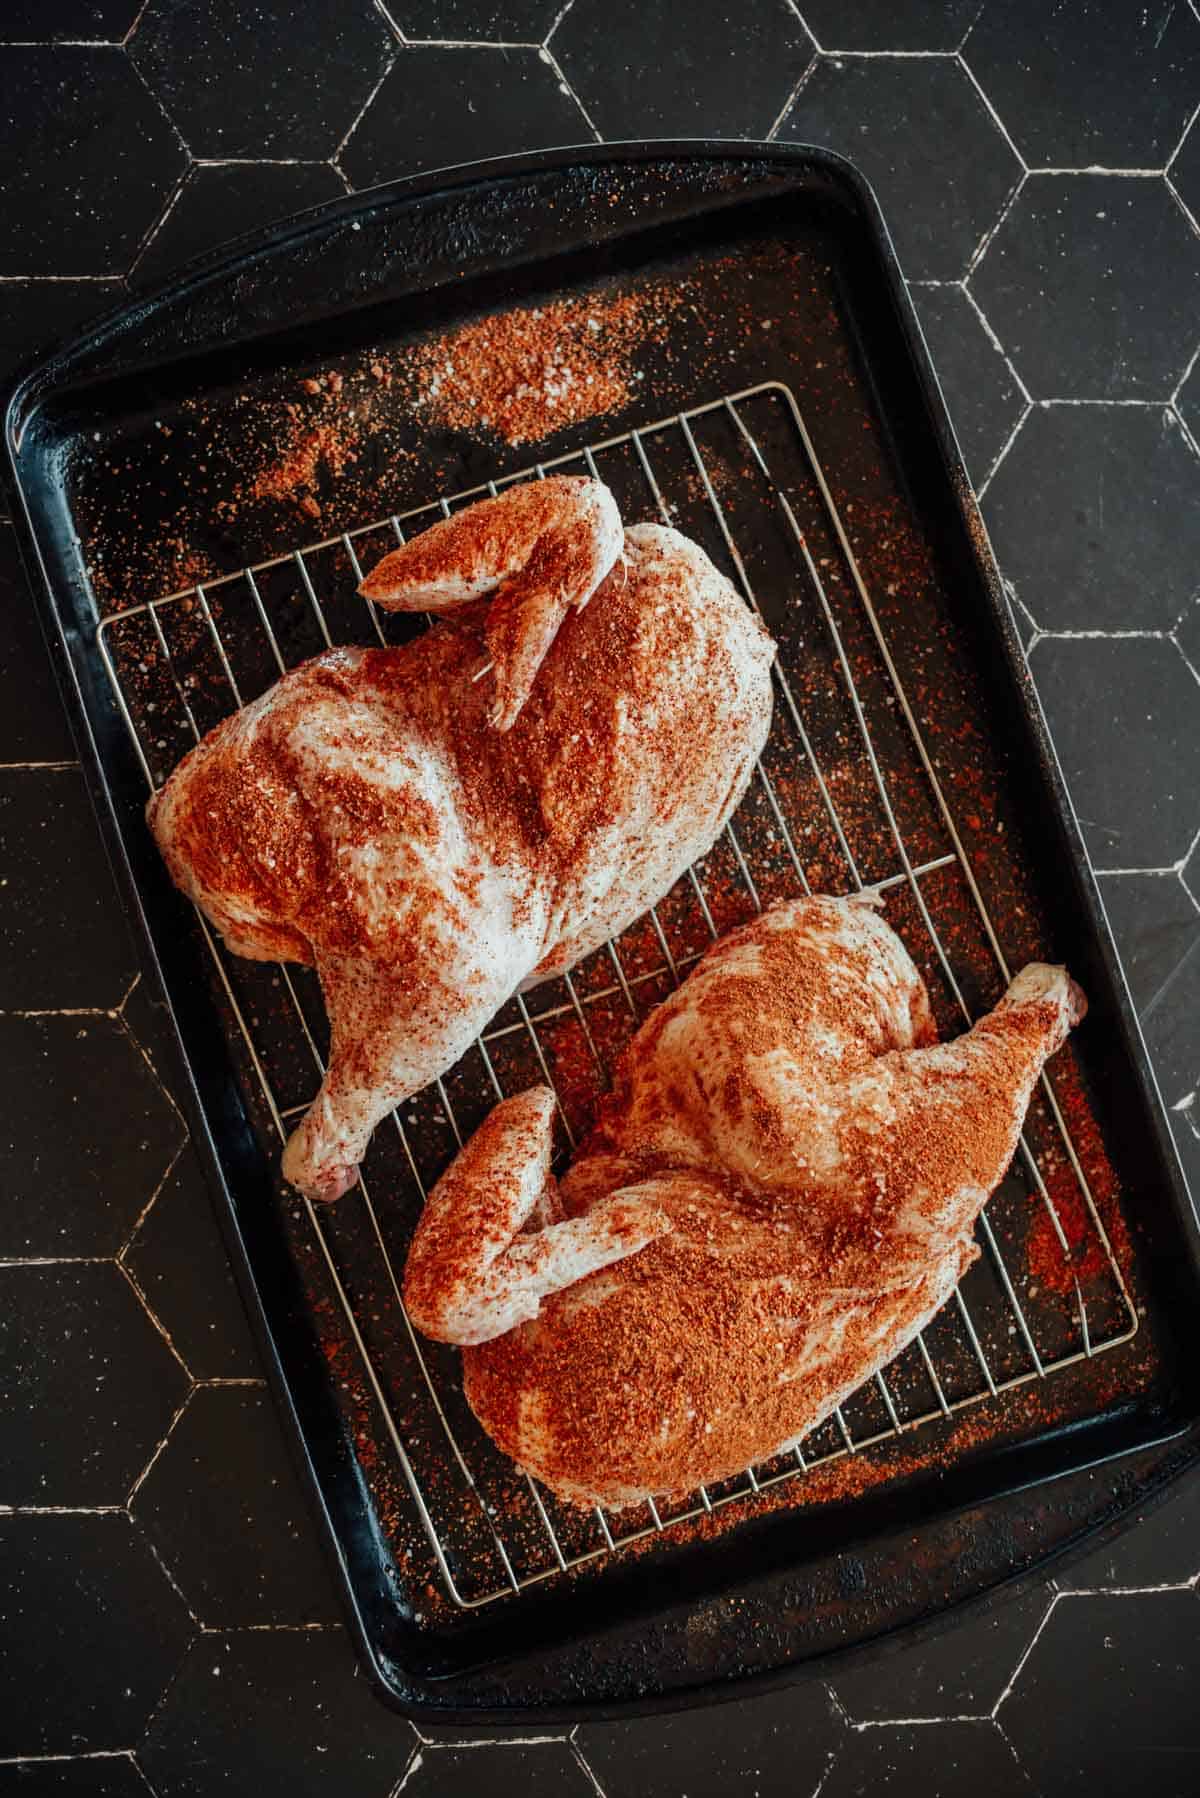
[96,381,1138,1609]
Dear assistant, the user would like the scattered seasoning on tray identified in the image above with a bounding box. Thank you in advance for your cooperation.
[403,287,683,447]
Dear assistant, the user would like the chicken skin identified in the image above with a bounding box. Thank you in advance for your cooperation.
[147,476,775,1202]
[404,895,1086,1507]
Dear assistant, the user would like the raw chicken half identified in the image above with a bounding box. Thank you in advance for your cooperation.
[404,895,1087,1507]
[148,476,775,1201]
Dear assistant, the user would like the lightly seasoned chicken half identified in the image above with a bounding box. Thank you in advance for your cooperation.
[404,894,1086,1508]
[148,476,775,1202]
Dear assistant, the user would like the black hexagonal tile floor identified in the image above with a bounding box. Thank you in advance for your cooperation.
[125,1148,261,1381]
[130,0,396,159]
[983,404,1200,630]
[1096,872,1199,1016]
[965,0,1200,170]
[1171,1090,1200,1201]
[0,1754,151,1795]
[820,1720,1034,1798]
[140,1630,408,1798]
[0,1013,181,1258]
[910,282,1026,485]
[0,3,141,42]
[400,1743,593,1796]
[1178,593,1200,684]
[132,163,346,291]
[0,48,186,278]
[1170,113,1200,232]
[0,768,138,1011]
[0,523,75,763]
[970,175,1200,399]
[1177,357,1200,455]
[1143,931,1200,1108]
[397,1,567,39]
[1058,1469,1200,1590]
[1,1263,188,1506]
[1000,1589,1200,1797]
[832,1583,1054,1722]
[132,1387,339,1626]
[1029,637,1200,871]
[576,1677,843,1798]
[779,56,1021,281]
[0,280,124,386]
[551,0,813,141]
[800,0,983,52]
[0,1513,192,1756]
[340,46,587,191]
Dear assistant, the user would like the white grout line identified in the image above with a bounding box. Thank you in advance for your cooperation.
[370,0,406,46]
[0,1750,137,1767]
[964,168,1027,276]
[570,1738,610,1796]
[542,0,578,48]
[142,1532,200,1627]
[0,1503,126,1516]
[766,54,819,141]
[990,1589,1059,1715]
[538,42,603,141]
[960,281,1033,402]
[956,52,1029,171]
[125,163,194,283]
[125,1388,196,1508]
[118,1140,187,1260]
[0,757,78,769]
[116,1253,193,1383]
[1166,170,1200,243]
[332,47,400,161]
[975,399,1030,499]
[851,1712,991,1729]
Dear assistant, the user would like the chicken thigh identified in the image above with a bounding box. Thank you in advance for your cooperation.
[148,477,775,1202]
[404,895,1086,1506]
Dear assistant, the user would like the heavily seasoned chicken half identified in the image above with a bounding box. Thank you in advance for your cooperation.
[148,476,775,1202]
[404,895,1086,1507]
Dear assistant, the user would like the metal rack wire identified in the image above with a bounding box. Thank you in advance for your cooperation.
[96,380,1138,1610]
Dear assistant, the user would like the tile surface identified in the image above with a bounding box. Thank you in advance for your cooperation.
[131,1387,340,1626]
[800,0,984,53]
[552,0,813,140]
[139,1630,410,1798]
[819,1720,1034,1798]
[0,2,140,37]
[1095,872,1199,1017]
[0,1012,181,1258]
[964,0,1200,168]
[132,163,347,290]
[0,523,76,762]
[1000,1590,1200,1797]
[575,1679,843,1797]
[0,6,1198,1791]
[396,1,567,39]
[983,403,1200,630]
[341,45,588,190]
[909,282,1026,484]
[970,174,1200,398]
[0,47,186,277]
[0,1759,152,1795]
[780,55,1021,280]
[124,1147,262,1381]
[831,1583,1053,1722]
[0,768,137,1011]
[0,1514,192,1756]
[1028,636,1200,870]
[1,1262,188,1506]
[129,0,396,159]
